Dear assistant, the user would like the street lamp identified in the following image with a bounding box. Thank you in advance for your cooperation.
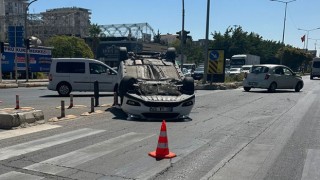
[298,27,320,51]
[270,0,296,65]
[270,0,296,45]
[24,0,38,82]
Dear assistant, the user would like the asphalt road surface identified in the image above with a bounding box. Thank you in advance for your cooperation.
[0,76,320,180]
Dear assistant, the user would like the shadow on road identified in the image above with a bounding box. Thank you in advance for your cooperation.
[40,94,114,98]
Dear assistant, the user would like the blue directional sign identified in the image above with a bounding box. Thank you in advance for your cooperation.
[8,26,24,47]
[209,50,219,61]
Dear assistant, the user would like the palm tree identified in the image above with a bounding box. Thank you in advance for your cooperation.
[89,23,102,58]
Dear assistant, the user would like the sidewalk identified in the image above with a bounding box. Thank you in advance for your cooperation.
[0,79,49,89]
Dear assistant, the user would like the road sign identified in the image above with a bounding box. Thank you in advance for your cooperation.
[8,26,24,47]
[207,50,224,74]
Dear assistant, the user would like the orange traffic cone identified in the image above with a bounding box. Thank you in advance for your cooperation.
[149,120,176,159]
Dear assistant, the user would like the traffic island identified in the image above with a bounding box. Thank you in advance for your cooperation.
[0,110,44,129]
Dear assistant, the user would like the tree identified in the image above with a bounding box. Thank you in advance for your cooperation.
[88,23,102,58]
[47,35,94,58]
[276,47,312,71]
[154,30,161,43]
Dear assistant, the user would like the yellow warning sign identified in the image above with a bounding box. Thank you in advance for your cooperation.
[207,50,224,74]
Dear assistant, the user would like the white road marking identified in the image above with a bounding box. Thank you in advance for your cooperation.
[0,171,44,180]
[0,128,105,161]
[0,124,61,140]
[301,149,320,180]
[24,132,155,175]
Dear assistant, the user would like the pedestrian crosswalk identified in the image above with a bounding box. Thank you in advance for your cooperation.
[0,127,209,180]
[3,125,319,180]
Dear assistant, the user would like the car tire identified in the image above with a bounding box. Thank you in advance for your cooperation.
[118,76,137,104]
[119,47,128,61]
[166,47,176,63]
[268,82,277,93]
[57,82,71,96]
[295,82,303,92]
[244,87,251,92]
[182,77,195,95]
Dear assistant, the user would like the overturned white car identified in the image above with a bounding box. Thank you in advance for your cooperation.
[117,48,195,120]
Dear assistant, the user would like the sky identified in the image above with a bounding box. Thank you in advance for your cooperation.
[30,0,320,51]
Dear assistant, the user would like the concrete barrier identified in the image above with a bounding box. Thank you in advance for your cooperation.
[0,110,44,129]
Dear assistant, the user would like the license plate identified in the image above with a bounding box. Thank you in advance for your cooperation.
[150,107,173,112]
[249,82,257,86]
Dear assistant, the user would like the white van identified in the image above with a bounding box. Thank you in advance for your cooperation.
[47,58,119,96]
[310,58,320,80]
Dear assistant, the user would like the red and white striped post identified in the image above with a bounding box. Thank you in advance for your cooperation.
[15,95,20,109]
[69,94,74,108]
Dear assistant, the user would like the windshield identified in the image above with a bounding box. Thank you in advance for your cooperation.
[195,67,204,72]
[230,58,245,66]
[313,61,320,68]
[251,66,269,73]
[242,67,251,70]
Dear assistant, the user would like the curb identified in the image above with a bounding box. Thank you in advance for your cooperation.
[0,110,44,129]
[0,83,18,88]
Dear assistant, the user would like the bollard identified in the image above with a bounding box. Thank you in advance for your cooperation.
[61,100,65,118]
[69,94,74,108]
[15,95,20,109]
[94,81,99,107]
[113,92,119,106]
[91,97,94,113]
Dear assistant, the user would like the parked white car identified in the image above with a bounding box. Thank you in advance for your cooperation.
[243,64,303,92]
[229,68,242,75]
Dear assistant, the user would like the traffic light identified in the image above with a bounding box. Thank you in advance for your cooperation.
[182,30,190,44]
[24,38,30,49]
[176,31,181,40]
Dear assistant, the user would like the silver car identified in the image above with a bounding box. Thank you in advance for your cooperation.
[243,64,303,92]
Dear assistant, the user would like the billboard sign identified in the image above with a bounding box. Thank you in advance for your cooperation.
[1,46,52,73]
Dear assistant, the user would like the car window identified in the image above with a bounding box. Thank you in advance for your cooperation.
[274,67,284,75]
[56,62,85,73]
[251,66,269,73]
[283,67,293,76]
[90,63,107,74]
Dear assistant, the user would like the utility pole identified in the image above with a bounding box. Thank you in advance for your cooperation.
[24,0,38,82]
[180,0,185,71]
[202,0,210,84]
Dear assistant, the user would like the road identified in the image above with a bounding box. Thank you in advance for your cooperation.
[0,76,320,180]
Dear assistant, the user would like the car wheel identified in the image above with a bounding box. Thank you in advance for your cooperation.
[295,82,303,92]
[182,77,195,95]
[57,82,71,96]
[118,76,137,104]
[119,47,128,61]
[268,82,277,93]
[244,87,251,92]
[310,75,314,80]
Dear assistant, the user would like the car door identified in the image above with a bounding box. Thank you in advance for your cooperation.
[89,62,117,92]
[68,61,90,91]
[282,67,297,89]
[273,67,287,89]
